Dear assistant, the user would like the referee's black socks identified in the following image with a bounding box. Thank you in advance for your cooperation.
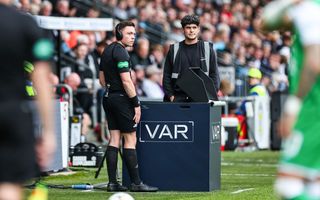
[123,148,142,185]
[106,146,118,183]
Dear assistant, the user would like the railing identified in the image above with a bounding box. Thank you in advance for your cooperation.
[54,83,74,116]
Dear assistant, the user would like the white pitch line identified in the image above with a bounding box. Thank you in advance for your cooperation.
[222,162,278,167]
[222,173,275,177]
[81,190,93,192]
[231,188,254,194]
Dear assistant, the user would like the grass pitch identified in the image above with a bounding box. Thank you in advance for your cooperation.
[27,151,280,200]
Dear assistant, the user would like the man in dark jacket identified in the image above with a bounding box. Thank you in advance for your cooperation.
[163,14,220,102]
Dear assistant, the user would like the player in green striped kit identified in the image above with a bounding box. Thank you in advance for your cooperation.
[262,0,320,199]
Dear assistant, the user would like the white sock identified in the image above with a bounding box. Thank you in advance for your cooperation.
[274,177,304,199]
[306,181,320,199]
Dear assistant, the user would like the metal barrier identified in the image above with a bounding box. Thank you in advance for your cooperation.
[219,96,271,149]
[54,83,73,116]
[29,100,69,172]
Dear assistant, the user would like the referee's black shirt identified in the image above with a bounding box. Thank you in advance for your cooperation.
[99,42,131,94]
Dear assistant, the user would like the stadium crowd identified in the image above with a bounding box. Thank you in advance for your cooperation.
[14,0,290,137]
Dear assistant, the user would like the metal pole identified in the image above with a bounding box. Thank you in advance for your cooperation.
[57,30,61,80]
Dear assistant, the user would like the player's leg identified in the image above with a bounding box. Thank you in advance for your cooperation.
[275,114,320,199]
[103,96,127,191]
[305,180,320,200]
[275,131,306,200]
[122,132,141,185]
[274,175,306,200]
[107,130,121,184]
[116,96,141,186]
[122,132,158,192]
[106,130,128,191]
[114,95,158,192]
[0,103,39,200]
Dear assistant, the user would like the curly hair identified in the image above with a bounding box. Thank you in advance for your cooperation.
[181,15,200,28]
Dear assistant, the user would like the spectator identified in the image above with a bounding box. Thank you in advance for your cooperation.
[114,0,128,20]
[86,7,100,18]
[127,0,138,18]
[149,44,165,69]
[130,37,152,69]
[19,0,31,13]
[142,65,164,99]
[53,0,70,17]
[213,23,230,51]
[133,65,146,97]
[218,79,234,97]
[39,0,52,16]
[168,20,184,42]
[200,25,215,42]
[71,43,94,115]
[63,73,92,137]
[271,54,289,92]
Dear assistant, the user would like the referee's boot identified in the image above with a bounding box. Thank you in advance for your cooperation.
[130,182,158,192]
[106,182,128,192]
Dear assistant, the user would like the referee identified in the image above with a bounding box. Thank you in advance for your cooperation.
[0,1,55,200]
[99,21,158,192]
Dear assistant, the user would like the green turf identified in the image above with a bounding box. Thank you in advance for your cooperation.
[26,151,280,200]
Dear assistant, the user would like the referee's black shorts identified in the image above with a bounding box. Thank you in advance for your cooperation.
[0,101,39,183]
[102,92,137,133]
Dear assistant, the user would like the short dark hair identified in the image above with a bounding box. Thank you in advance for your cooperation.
[116,21,135,32]
[181,15,200,28]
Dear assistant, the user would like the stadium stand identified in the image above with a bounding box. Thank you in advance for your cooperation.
[16,0,289,148]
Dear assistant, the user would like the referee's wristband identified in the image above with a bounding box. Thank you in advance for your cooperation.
[130,96,140,107]
[283,95,302,116]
